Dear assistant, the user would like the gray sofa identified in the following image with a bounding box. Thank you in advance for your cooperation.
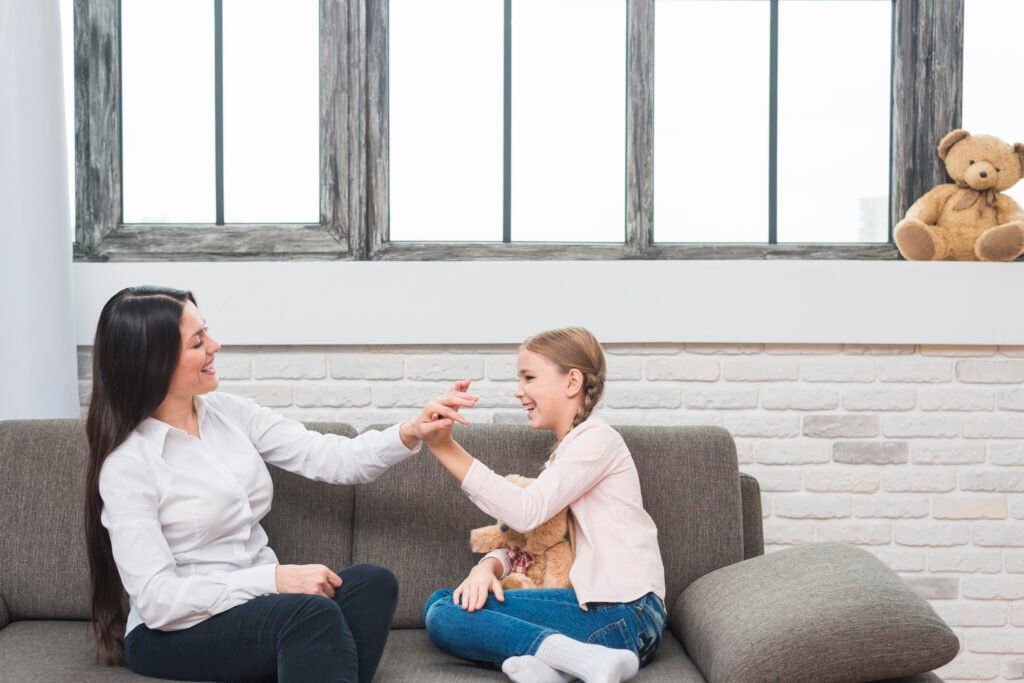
[0,420,954,682]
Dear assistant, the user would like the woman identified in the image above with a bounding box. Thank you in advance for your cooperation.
[84,286,475,682]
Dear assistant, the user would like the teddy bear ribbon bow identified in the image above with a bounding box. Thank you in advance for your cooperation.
[507,547,535,575]
[954,183,999,212]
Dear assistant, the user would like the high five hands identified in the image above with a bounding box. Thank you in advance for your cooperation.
[399,380,476,449]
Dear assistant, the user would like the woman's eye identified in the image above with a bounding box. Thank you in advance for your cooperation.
[193,341,203,349]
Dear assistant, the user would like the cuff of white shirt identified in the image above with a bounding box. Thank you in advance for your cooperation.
[461,458,491,497]
[384,423,421,457]
[480,550,511,580]
[227,563,279,599]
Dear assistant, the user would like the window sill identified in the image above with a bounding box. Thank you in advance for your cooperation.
[74,236,899,262]
[72,259,1023,346]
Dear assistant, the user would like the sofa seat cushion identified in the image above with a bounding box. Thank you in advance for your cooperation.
[0,620,942,682]
[377,629,706,682]
[2,621,703,682]
[678,543,959,683]
[0,621,183,682]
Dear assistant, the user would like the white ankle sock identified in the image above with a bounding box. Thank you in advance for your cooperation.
[534,634,639,683]
[502,655,573,683]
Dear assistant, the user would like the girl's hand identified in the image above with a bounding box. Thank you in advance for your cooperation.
[402,380,477,448]
[453,558,505,612]
[275,564,343,598]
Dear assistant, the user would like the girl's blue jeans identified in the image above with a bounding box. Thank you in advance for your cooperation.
[423,587,666,668]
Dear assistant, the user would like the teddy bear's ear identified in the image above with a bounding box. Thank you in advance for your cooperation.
[1015,143,1024,174]
[938,129,971,160]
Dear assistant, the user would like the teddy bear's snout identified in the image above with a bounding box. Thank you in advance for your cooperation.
[965,162,998,189]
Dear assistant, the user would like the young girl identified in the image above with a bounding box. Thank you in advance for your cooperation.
[423,327,666,683]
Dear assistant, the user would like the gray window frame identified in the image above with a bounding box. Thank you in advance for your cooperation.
[73,0,962,262]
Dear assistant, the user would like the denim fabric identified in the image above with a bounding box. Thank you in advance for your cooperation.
[124,564,397,683]
[423,588,665,667]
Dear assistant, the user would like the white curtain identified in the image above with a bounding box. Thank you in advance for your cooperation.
[0,0,79,419]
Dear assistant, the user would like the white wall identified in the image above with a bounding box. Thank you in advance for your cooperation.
[0,0,78,419]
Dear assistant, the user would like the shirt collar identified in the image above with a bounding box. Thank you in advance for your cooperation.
[135,395,210,454]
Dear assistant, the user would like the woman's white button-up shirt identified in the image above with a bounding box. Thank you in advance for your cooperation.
[99,391,419,635]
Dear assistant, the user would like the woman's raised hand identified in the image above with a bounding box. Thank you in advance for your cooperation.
[453,557,505,612]
[275,564,343,598]
[401,380,477,448]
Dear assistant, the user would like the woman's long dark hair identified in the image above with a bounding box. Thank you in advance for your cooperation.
[84,286,196,665]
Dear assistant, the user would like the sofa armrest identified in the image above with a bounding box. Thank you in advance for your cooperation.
[738,473,763,559]
[0,592,9,630]
[675,543,958,683]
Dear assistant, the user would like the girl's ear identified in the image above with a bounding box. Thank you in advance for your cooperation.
[565,368,584,399]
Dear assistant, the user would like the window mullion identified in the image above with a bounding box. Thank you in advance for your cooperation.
[890,0,964,236]
[214,0,224,226]
[73,0,121,257]
[503,0,511,244]
[625,0,653,253]
[768,0,778,245]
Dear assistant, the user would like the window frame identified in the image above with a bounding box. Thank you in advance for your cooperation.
[73,0,963,262]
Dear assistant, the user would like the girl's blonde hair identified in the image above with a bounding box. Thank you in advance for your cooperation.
[521,327,607,429]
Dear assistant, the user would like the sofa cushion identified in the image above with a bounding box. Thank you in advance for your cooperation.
[261,422,357,568]
[0,621,185,682]
[0,620,704,682]
[0,420,92,621]
[678,543,959,683]
[376,629,707,682]
[352,424,744,629]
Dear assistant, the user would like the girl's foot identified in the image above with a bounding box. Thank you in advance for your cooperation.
[502,655,573,683]
[535,634,639,683]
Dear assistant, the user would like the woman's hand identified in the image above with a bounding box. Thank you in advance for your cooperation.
[275,564,343,598]
[453,558,505,612]
[401,380,477,449]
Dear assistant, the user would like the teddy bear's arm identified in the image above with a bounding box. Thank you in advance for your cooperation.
[904,184,959,224]
[995,193,1024,224]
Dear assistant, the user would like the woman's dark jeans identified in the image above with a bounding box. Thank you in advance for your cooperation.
[125,564,398,683]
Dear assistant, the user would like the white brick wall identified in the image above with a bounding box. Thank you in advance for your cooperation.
[76,342,1024,682]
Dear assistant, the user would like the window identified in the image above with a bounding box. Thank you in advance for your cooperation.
[73,0,967,261]
[963,0,1024,208]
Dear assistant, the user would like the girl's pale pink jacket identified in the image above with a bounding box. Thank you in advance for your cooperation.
[462,415,666,607]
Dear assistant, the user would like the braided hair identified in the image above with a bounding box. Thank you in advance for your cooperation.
[521,327,607,430]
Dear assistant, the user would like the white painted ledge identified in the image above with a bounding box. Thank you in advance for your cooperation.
[73,260,1024,346]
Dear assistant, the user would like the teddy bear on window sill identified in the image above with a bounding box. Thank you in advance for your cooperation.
[469,474,573,590]
[894,129,1024,261]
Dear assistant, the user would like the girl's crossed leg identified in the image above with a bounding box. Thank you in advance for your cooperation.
[423,587,664,681]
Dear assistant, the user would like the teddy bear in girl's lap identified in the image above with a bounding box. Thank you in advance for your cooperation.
[469,474,573,590]
[895,129,1024,261]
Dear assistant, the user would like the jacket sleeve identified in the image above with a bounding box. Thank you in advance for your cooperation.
[480,549,511,579]
[99,453,278,631]
[460,428,620,532]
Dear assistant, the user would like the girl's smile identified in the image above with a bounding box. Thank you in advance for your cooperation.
[515,348,584,440]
